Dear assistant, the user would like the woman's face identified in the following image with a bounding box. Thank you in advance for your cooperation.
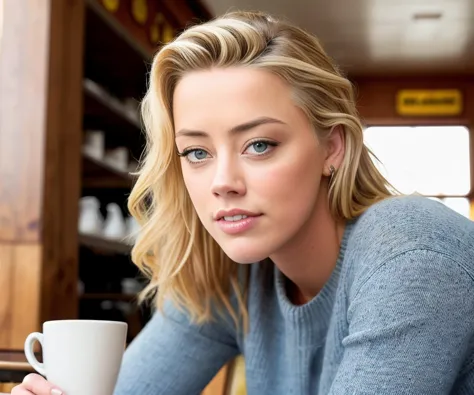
[173,67,328,263]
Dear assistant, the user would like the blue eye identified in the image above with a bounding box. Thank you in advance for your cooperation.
[252,141,268,153]
[190,149,207,161]
[244,140,277,155]
[180,148,209,164]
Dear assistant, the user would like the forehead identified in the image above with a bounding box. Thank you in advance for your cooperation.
[172,67,298,131]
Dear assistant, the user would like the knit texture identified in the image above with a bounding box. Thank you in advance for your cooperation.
[114,196,474,394]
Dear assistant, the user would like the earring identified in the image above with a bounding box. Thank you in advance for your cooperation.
[329,165,336,186]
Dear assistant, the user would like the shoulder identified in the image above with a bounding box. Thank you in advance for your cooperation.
[349,195,474,258]
[345,195,474,295]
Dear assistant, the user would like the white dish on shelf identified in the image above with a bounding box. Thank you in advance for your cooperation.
[78,196,104,235]
[103,203,127,240]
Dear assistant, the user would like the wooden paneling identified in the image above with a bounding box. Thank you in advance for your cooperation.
[0,0,51,243]
[0,0,52,349]
[0,245,41,349]
[353,75,474,126]
[0,0,85,349]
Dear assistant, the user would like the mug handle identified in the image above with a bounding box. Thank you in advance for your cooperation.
[24,332,47,376]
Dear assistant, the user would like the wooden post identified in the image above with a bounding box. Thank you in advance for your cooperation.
[0,0,84,350]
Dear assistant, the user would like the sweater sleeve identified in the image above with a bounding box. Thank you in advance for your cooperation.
[329,249,474,395]
[113,301,240,395]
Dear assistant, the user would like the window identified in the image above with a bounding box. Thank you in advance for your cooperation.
[364,126,471,218]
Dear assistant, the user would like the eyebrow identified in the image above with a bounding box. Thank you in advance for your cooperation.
[175,116,286,138]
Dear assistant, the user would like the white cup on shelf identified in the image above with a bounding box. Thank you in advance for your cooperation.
[82,130,105,160]
[103,203,127,240]
[104,147,129,172]
[24,320,127,395]
[78,196,103,235]
[121,278,142,295]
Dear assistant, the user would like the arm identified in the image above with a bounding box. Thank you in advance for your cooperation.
[329,249,474,395]
[114,301,240,395]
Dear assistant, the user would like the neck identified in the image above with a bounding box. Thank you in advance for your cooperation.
[270,185,346,303]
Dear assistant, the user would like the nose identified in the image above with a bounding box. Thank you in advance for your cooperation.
[210,154,246,197]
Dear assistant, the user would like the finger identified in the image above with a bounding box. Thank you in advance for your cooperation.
[19,373,64,395]
[11,384,34,394]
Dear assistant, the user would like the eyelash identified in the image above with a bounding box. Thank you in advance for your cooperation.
[244,139,278,156]
[177,139,278,165]
[177,147,207,165]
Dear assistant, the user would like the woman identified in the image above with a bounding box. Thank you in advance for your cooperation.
[14,11,474,395]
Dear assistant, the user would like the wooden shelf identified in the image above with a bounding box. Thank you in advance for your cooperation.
[81,293,136,301]
[86,0,151,60]
[79,232,132,254]
[83,79,141,132]
[82,153,134,189]
[82,78,145,157]
[84,1,151,99]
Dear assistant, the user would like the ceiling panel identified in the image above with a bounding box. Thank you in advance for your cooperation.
[202,0,474,75]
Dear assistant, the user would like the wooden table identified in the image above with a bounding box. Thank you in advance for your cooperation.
[0,351,33,372]
[0,351,34,377]
[0,351,34,393]
[0,361,33,372]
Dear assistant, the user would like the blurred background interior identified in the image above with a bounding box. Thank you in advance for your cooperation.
[0,0,473,393]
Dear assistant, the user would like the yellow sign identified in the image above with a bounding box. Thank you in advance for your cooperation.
[397,90,462,116]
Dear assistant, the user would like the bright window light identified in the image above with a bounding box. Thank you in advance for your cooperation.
[364,126,471,196]
[429,197,471,218]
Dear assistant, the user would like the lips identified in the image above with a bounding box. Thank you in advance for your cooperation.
[214,208,261,221]
[215,213,262,235]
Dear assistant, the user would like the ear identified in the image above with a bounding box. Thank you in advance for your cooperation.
[323,125,345,176]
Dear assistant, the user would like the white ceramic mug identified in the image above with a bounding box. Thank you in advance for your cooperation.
[24,320,128,395]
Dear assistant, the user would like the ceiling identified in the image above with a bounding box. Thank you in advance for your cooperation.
[201,0,474,75]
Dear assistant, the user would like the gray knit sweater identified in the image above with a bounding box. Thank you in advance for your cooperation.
[115,196,474,394]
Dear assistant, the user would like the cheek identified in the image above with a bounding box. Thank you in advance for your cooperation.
[256,154,322,210]
[182,168,214,225]
[182,170,205,209]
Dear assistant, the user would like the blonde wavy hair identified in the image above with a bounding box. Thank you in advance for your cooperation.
[128,11,394,325]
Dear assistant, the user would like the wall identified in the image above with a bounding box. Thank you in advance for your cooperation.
[353,75,474,127]
[352,75,474,215]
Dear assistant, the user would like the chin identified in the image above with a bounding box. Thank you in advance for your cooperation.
[219,241,270,264]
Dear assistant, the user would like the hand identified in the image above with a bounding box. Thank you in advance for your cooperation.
[11,373,64,394]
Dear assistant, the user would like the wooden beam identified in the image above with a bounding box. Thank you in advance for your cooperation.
[40,0,85,324]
